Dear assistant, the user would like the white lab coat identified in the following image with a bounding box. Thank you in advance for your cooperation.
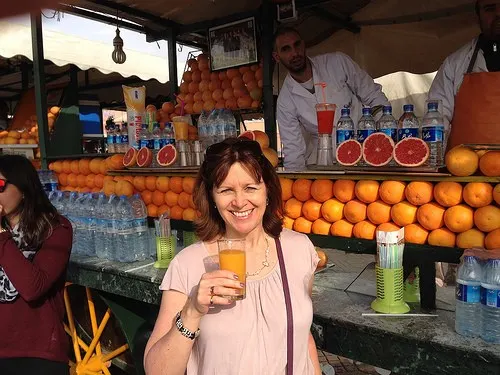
[276,52,389,171]
[428,37,488,130]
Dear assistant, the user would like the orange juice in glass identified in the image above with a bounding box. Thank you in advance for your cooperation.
[217,239,246,300]
[171,116,190,141]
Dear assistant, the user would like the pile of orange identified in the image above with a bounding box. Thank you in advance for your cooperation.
[446,146,500,177]
[281,178,500,250]
[176,53,263,114]
[50,157,199,222]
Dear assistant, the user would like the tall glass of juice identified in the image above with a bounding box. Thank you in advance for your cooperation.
[315,103,336,135]
[217,239,246,300]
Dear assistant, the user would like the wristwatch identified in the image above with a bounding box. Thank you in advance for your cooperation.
[175,311,200,340]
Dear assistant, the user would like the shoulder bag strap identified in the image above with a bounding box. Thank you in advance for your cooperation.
[275,237,293,375]
[467,39,481,74]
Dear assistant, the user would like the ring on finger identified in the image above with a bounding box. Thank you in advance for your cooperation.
[210,286,215,296]
[210,295,214,305]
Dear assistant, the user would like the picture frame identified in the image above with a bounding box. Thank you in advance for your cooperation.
[277,0,297,23]
[208,17,258,71]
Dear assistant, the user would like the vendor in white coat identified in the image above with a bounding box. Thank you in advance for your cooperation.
[428,0,500,150]
[273,27,389,171]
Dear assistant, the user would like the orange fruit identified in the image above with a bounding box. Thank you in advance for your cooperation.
[292,179,312,202]
[379,180,406,205]
[456,229,485,249]
[89,158,103,174]
[463,182,493,208]
[330,219,354,237]
[58,173,68,186]
[485,228,500,250]
[123,175,134,184]
[155,176,170,193]
[479,151,500,177]
[145,176,157,192]
[178,192,191,209]
[355,180,379,203]
[320,199,344,223]
[428,228,456,248]
[366,200,392,225]
[333,180,356,203]
[85,174,95,189]
[312,218,332,235]
[310,179,334,202]
[115,180,134,197]
[494,184,500,205]
[165,191,180,207]
[293,217,312,234]
[182,177,196,194]
[103,175,114,184]
[103,180,116,196]
[377,222,401,233]
[70,160,80,174]
[391,201,418,227]
[157,204,170,217]
[433,181,463,207]
[51,161,62,173]
[283,216,295,230]
[182,208,197,221]
[67,173,78,187]
[94,174,105,189]
[147,204,159,217]
[78,159,91,175]
[416,202,446,231]
[133,176,147,192]
[343,200,367,224]
[404,223,429,245]
[405,181,434,206]
[445,146,479,177]
[152,190,165,206]
[62,160,72,174]
[77,174,87,188]
[284,198,303,219]
[302,199,323,221]
[99,161,109,175]
[280,178,294,201]
[170,177,184,194]
[170,205,184,220]
[353,220,377,240]
[474,205,500,232]
[141,190,153,205]
[444,205,474,233]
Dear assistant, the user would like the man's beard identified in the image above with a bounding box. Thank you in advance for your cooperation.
[283,56,307,74]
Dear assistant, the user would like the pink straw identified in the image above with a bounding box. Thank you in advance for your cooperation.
[174,93,185,116]
[314,82,327,103]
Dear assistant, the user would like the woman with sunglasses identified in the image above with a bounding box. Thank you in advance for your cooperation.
[0,155,72,375]
[145,138,322,375]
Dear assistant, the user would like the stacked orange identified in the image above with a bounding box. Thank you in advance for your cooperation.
[446,146,500,177]
[177,53,263,114]
[281,178,500,250]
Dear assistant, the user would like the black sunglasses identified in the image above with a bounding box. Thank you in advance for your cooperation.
[206,138,264,159]
[0,179,9,193]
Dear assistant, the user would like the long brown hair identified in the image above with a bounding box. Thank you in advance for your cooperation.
[194,138,284,241]
[0,155,59,249]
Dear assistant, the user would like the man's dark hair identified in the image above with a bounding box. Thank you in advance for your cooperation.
[273,26,302,51]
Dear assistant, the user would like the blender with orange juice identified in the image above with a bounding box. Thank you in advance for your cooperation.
[315,83,336,166]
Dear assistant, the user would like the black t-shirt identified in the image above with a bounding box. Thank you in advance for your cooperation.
[478,34,500,72]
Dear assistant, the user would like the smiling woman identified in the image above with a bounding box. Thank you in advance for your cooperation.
[144,138,323,375]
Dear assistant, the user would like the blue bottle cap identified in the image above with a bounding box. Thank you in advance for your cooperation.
[427,102,439,111]
[362,107,371,116]
[383,105,392,113]
[403,104,414,112]
[341,108,350,116]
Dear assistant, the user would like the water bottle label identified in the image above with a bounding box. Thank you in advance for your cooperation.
[357,129,375,143]
[153,139,161,150]
[481,287,500,308]
[165,138,176,146]
[336,130,354,144]
[139,139,153,149]
[115,136,122,145]
[121,135,129,144]
[107,137,114,145]
[121,220,135,235]
[422,126,444,142]
[380,128,397,142]
[456,282,481,303]
[135,219,148,232]
[398,128,419,140]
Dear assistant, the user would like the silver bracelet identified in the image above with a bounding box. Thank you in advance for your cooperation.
[175,311,200,340]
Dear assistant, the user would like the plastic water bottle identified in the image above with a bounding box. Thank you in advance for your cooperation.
[163,122,175,146]
[206,110,217,144]
[119,123,129,152]
[105,195,119,261]
[422,102,445,167]
[151,122,162,167]
[336,108,355,146]
[356,107,376,144]
[107,124,116,153]
[94,193,108,259]
[224,109,238,138]
[397,104,420,141]
[138,123,152,149]
[130,194,149,261]
[114,125,123,153]
[377,105,398,143]
[455,256,483,337]
[116,195,136,262]
[197,111,208,146]
[85,193,97,257]
[481,259,500,343]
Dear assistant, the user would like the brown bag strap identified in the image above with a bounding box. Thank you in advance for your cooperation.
[275,237,293,375]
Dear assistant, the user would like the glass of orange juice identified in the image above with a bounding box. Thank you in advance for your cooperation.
[217,239,246,300]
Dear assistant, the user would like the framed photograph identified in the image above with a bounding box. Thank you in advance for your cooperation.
[208,17,258,71]
[277,1,297,23]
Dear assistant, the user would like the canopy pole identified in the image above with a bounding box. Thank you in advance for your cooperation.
[167,28,178,99]
[30,12,50,169]
[261,0,277,150]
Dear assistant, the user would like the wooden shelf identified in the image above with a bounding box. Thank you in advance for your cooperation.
[47,153,122,160]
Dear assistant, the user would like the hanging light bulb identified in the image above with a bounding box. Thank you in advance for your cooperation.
[112,28,126,64]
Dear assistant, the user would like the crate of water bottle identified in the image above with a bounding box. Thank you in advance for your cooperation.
[197,109,238,147]
[38,170,59,194]
[455,248,500,344]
